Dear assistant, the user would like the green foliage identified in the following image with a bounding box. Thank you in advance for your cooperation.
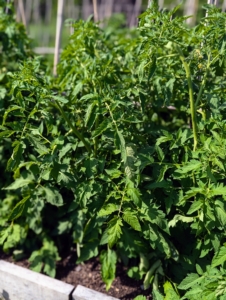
[1,2,226,298]
[100,248,117,291]
[28,237,60,277]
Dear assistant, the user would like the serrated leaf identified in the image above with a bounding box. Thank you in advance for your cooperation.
[0,227,11,245]
[3,177,33,190]
[80,93,97,101]
[98,203,119,216]
[92,119,109,138]
[57,172,74,186]
[212,246,226,268]
[168,215,193,228]
[195,264,203,276]
[105,168,122,179]
[164,281,180,300]
[187,200,203,215]
[0,130,15,138]
[210,184,226,197]
[7,142,24,171]
[9,195,30,220]
[123,210,141,231]
[116,130,126,163]
[127,187,141,206]
[100,249,117,291]
[42,186,63,206]
[52,95,68,103]
[156,136,172,146]
[85,101,97,127]
[176,160,202,174]
[107,216,123,248]
[72,81,83,96]
[178,273,202,290]
[125,144,137,179]
[27,134,49,155]
[3,105,23,125]
[152,289,164,300]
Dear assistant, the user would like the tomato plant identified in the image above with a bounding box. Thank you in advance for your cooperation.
[1,1,226,299]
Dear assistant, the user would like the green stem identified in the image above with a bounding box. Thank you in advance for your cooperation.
[51,100,92,153]
[195,54,211,108]
[177,47,198,151]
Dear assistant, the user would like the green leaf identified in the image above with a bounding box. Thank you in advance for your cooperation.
[164,281,180,300]
[124,143,137,180]
[105,168,122,179]
[98,203,119,216]
[85,101,97,127]
[195,264,203,276]
[7,142,24,171]
[100,249,117,291]
[212,246,226,268]
[134,296,146,300]
[0,130,15,138]
[156,136,172,146]
[144,260,161,290]
[0,227,12,245]
[9,195,30,220]
[122,210,141,231]
[176,160,202,174]
[27,134,49,156]
[152,289,164,300]
[42,186,63,206]
[107,216,123,248]
[187,200,203,215]
[76,241,99,263]
[126,187,141,206]
[80,93,97,101]
[2,105,23,125]
[72,81,83,96]
[3,177,33,190]
[178,273,202,290]
[215,201,226,226]
[168,215,193,228]
[116,130,126,163]
[52,95,68,104]
[92,119,109,138]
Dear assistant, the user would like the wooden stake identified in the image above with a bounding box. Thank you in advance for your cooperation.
[223,0,226,11]
[18,0,27,29]
[53,0,64,76]
[104,0,114,20]
[129,0,142,28]
[92,0,98,22]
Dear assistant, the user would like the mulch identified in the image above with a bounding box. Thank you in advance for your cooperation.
[0,249,152,300]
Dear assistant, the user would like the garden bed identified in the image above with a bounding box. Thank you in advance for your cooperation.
[0,250,151,300]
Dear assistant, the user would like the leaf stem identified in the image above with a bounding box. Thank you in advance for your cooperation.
[177,47,198,151]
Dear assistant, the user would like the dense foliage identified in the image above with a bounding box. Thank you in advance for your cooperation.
[1,1,226,298]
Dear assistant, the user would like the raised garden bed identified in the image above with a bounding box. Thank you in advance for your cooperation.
[0,251,151,300]
[0,260,119,300]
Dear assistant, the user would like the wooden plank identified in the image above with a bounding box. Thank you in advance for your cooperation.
[0,260,74,300]
[72,285,119,300]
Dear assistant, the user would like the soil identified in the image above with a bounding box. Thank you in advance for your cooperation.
[0,249,152,300]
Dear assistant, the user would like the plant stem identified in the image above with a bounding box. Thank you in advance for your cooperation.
[195,54,211,108]
[52,100,92,153]
[177,47,198,151]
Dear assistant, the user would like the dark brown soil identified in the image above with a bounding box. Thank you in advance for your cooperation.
[0,249,151,300]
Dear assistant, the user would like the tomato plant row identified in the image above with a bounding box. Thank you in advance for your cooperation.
[1,1,226,298]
